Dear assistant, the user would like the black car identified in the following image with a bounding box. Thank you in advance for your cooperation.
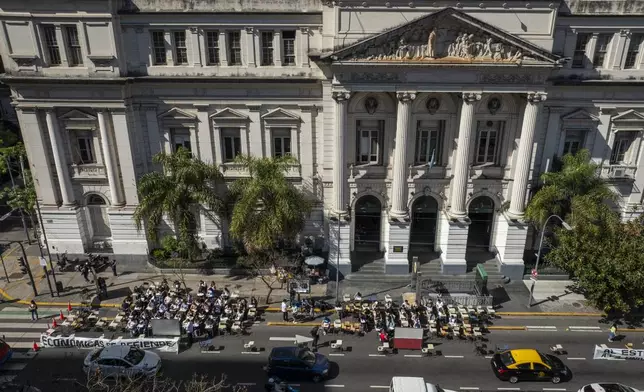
[265,346,330,383]
[490,349,572,384]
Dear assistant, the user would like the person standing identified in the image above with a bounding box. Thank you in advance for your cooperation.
[29,300,38,321]
[281,300,289,322]
[310,326,320,351]
[110,260,117,277]
[609,324,617,342]
[81,264,90,283]
[186,320,194,346]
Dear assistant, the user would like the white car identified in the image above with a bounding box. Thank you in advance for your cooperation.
[579,384,642,392]
[389,377,457,392]
[83,346,162,379]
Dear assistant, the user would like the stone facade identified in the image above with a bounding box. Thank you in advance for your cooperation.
[1,0,643,279]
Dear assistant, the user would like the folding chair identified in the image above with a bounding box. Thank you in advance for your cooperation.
[330,340,343,352]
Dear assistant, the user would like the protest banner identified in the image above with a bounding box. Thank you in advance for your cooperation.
[40,334,180,354]
[593,345,644,361]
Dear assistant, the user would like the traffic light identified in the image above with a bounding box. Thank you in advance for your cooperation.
[18,257,27,275]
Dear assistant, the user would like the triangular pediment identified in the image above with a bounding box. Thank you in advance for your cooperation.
[561,109,600,122]
[612,109,644,123]
[158,107,197,121]
[322,7,558,66]
[261,108,300,121]
[210,107,248,121]
[59,109,96,121]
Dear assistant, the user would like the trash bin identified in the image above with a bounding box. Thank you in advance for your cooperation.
[55,281,64,293]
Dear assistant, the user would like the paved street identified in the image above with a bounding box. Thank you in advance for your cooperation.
[7,323,644,392]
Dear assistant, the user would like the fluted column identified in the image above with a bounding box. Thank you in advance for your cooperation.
[332,91,351,215]
[390,91,416,218]
[97,111,124,206]
[450,93,481,218]
[44,110,75,206]
[509,92,547,217]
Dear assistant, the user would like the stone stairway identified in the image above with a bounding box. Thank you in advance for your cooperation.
[418,259,507,288]
[345,259,410,284]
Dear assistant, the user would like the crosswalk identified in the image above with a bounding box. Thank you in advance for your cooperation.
[0,306,64,382]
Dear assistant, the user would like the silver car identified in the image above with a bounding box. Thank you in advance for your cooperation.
[83,345,162,379]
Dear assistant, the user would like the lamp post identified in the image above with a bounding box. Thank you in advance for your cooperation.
[0,240,38,297]
[329,206,350,301]
[528,214,572,307]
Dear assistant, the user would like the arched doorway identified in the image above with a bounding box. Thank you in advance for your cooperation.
[353,195,382,252]
[467,196,495,251]
[86,194,112,240]
[409,196,438,252]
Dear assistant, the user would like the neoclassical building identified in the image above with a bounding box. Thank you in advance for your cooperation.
[1,0,643,280]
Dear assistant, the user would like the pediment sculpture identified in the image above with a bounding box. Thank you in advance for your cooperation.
[346,27,528,64]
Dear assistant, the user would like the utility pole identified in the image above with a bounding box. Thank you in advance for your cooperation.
[3,241,38,297]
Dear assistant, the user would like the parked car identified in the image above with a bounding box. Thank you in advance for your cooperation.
[264,346,329,383]
[0,338,12,367]
[579,384,642,392]
[83,346,162,379]
[491,348,571,384]
[389,377,457,392]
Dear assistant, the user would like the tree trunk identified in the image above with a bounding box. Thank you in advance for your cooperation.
[265,286,273,305]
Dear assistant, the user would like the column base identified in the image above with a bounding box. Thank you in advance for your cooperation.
[328,219,351,280]
[439,212,469,275]
[41,206,87,254]
[385,219,410,275]
[494,213,529,282]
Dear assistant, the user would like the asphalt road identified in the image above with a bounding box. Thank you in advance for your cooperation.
[12,326,644,392]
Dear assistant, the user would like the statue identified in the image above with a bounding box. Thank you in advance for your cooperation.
[426,29,437,58]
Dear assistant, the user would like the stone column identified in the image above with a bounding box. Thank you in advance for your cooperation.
[390,92,416,218]
[45,110,75,206]
[450,93,481,218]
[509,92,547,218]
[97,111,124,206]
[332,91,351,215]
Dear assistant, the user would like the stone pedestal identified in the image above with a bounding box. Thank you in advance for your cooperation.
[385,220,410,275]
[41,206,87,254]
[494,213,529,282]
[108,208,150,256]
[440,213,469,275]
[328,219,351,279]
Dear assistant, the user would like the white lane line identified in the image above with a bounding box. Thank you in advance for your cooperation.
[543,388,567,391]
[444,355,465,358]
[568,326,602,332]
[325,385,345,388]
[240,351,261,355]
[498,388,520,391]
[368,354,386,357]
[485,356,493,359]
[460,388,480,390]
[200,351,221,354]
[404,354,423,358]
[269,337,295,341]
[329,353,345,356]
[567,357,586,360]
[568,326,601,329]
[370,387,390,389]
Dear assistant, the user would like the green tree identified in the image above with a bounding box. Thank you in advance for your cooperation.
[133,149,225,263]
[525,149,616,227]
[545,198,644,314]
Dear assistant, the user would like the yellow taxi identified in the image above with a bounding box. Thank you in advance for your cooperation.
[490,349,571,384]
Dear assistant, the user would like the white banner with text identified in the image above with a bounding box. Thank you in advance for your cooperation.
[40,334,180,353]
[593,345,644,361]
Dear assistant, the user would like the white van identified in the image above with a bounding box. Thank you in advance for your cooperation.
[389,377,456,392]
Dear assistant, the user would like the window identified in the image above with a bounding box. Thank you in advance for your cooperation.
[151,31,167,65]
[64,26,82,66]
[625,34,644,69]
[42,25,61,66]
[532,363,549,371]
[415,120,443,165]
[572,33,591,68]
[205,31,220,65]
[611,134,634,163]
[593,34,612,68]
[562,130,585,156]
[272,128,291,158]
[228,31,242,65]
[172,129,191,153]
[261,31,274,66]
[356,119,383,164]
[222,128,242,162]
[72,131,96,165]
[281,30,296,65]
[475,121,503,165]
[516,363,531,370]
[173,31,188,65]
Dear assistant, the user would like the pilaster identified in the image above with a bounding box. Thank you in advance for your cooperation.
[44,109,75,206]
[298,27,310,67]
[110,109,139,205]
[189,27,202,67]
[439,211,469,275]
[539,107,564,174]
[298,104,317,181]
[246,104,264,157]
[195,105,214,164]
[143,105,163,171]
[97,110,124,206]
[332,91,350,215]
[244,27,256,67]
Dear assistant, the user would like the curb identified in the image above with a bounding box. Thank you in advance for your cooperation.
[496,311,605,317]
[0,286,121,308]
[617,328,644,333]
[267,322,320,327]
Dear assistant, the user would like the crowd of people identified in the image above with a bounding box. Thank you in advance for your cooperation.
[120,279,258,339]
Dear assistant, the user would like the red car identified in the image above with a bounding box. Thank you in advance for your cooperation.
[0,338,13,366]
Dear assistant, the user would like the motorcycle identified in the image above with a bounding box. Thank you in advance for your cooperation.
[264,377,299,392]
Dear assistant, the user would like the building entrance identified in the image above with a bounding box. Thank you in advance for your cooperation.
[467,196,495,251]
[353,195,382,252]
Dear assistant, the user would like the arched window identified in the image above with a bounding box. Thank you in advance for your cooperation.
[87,194,107,205]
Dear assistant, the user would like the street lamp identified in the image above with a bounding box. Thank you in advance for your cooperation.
[528,214,572,307]
[329,206,350,301]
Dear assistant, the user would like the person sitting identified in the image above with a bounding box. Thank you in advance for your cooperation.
[448,314,458,328]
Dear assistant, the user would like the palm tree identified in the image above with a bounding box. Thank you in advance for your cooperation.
[525,149,617,227]
[228,155,313,253]
[133,149,225,260]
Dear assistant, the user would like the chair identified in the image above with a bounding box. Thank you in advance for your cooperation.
[422,343,436,356]
[243,341,255,351]
[550,344,565,355]
[384,294,392,304]
[330,340,343,352]
[377,342,390,353]
[486,306,496,316]
[333,319,342,333]
[343,294,351,302]
[232,321,242,334]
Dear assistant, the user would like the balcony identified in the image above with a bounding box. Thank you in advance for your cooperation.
[219,163,301,179]
[597,165,637,180]
[70,164,106,180]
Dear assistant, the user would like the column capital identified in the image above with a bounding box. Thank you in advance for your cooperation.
[332,91,351,103]
[244,26,254,34]
[246,104,262,112]
[194,104,211,112]
[396,91,417,103]
[620,29,631,38]
[462,92,482,104]
[526,92,547,105]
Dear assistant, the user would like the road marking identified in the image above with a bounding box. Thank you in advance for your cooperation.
[1,332,44,338]
[460,388,480,390]
[497,388,520,391]
[329,353,345,356]
[200,351,221,354]
[444,355,465,358]
[370,386,390,389]
[404,354,423,358]
[567,357,586,360]
[368,354,386,357]
[568,326,602,332]
[240,351,261,355]
[543,388,567,391]
[485,356,493,359]
[269,337,296,341]
[526,326,557,330]
[325,385,345,388]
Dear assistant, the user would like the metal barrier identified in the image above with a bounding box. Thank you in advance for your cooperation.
[422,293,493,307]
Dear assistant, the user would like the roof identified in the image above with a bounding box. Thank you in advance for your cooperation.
[321,7,559,67]
[99,345,131,358]
[391,377,426,392]
[509,349,542,364]
[270,347,297,359]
